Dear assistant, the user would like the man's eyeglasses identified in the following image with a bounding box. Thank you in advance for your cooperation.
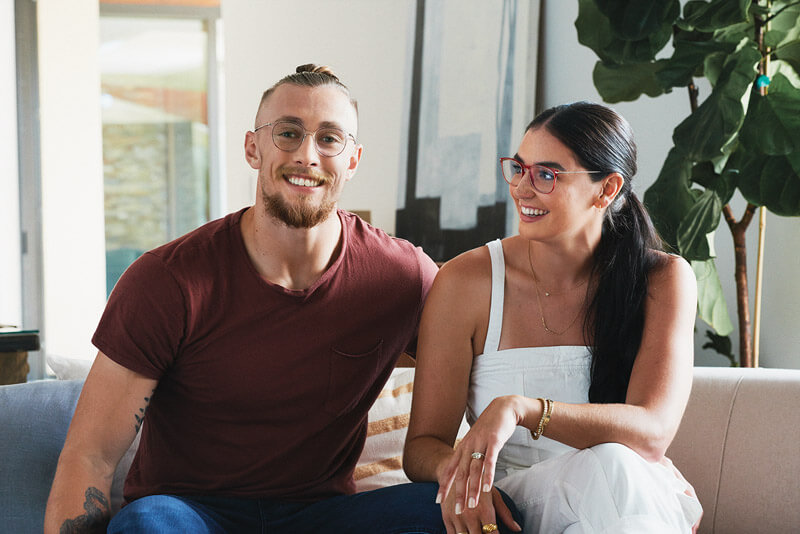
[500,157,603,194]
[253,120,356,157]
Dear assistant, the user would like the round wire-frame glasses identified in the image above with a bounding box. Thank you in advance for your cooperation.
[253,120,356,157]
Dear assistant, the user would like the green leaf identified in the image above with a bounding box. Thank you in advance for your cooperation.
[777,40,800,74]
[673,41,760,161]
[595,0,680,41]
[763,1,800,49]
[677,189,722,260]
[712,21,753,46]
[657,32,734,89]
[575,0,672,64]
[735,149,771,204]
[762,156,800,216]
[643,146,695,250]
[682,0,750,32]
[691,160,737,203]
[701,330,737,366]
[692,258,734,336]
[739,73,800,156]
[593,61,666,102]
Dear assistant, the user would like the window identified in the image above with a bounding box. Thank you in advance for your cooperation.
[100,16,215,294]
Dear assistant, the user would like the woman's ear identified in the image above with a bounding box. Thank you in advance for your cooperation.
[596,173,624,209]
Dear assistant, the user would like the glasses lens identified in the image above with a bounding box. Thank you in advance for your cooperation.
[501,158,524,185]
[531,165,556,193]
[271,122,304,151]
[314,128,347,157]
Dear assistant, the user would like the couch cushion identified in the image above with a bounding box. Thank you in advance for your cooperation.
[0,379,83,533]
[668,367,800,534]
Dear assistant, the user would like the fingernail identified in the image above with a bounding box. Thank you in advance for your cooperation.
[483,483,491,493]
[513,521,522,531]
[435,493,442,504]
[455,503,462,515]
[468,497,476,508]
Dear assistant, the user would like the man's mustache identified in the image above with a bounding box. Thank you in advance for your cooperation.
[277,165,331,184]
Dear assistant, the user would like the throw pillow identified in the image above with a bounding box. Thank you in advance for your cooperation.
[355,367,469,492]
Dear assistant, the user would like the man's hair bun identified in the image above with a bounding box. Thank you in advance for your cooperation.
[296,63,339,82]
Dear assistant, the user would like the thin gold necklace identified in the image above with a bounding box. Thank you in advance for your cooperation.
[527,242,586,335]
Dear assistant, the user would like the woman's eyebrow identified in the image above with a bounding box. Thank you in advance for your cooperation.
[514,153,567,171]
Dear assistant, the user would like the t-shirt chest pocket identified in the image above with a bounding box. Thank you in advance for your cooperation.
[324,340,383,417]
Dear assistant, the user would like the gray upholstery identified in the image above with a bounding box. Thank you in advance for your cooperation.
[0,380,83,533]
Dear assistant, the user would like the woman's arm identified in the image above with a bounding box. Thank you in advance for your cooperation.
[404,249,523,533]
[519,253,697,459]
[403,250,489,483]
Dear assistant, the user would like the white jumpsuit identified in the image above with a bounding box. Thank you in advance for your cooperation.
[468,240,703,533]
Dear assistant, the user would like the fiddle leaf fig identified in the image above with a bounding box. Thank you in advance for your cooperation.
[693,258,734,337]
[672,41,760,161]
[656,32,733,89]
[739,73,800,156]
[677,189,722,261]
[681,0,750,32]
[577,0,800,365]
[594,0,680,41]
[592,61,666,102]
[643,146,695,250]
[575,0,672,64]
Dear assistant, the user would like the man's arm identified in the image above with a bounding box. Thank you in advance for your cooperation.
[45,352,158,534]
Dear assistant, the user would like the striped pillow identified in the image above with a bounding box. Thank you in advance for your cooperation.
[355,367,469,491]
[355,367,415,491]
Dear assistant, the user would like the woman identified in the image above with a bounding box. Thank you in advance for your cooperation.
[403,102,703,534]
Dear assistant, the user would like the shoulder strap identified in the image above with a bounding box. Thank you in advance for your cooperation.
[484,239,505,354]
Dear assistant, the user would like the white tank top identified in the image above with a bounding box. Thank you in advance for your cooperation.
[466,239,593,478]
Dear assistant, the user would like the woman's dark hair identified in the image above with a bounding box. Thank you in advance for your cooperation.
[528,101,665,403]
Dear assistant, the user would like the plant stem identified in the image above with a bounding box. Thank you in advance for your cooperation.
[687,81,699,112]
[722,203,757,367]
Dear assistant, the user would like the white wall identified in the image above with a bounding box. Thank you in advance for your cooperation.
[1,0,21,328]
[0,0,22,329]
[222,0,416,234]
[539,0,800,368]
[37,0,107,361]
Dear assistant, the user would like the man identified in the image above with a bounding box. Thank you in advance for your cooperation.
[45,64,443,533]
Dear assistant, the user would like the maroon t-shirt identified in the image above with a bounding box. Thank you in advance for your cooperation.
[93,208,438,503]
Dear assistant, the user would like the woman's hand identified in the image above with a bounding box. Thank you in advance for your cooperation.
[436,395,528,530]
[439,483,520,534]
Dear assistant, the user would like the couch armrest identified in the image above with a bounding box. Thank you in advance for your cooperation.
[667,367,800,534]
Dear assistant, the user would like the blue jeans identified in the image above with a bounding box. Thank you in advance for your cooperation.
[107,482,523,534]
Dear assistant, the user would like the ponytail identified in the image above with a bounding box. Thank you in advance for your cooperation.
[586,192,664,403]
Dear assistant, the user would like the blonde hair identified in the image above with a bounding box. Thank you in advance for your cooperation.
[256,64,358,126]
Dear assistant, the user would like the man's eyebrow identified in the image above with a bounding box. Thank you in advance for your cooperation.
[273,117,346,131]
[513,153,566,171]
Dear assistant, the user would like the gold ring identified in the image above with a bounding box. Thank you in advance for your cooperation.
[471,451,485,460]
[482,523,499,533]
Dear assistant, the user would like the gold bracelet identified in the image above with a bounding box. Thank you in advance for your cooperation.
[530,398,553,440]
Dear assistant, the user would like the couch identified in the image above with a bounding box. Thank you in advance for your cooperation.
[1,366,798,533]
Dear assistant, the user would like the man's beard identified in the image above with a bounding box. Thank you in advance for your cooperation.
[262,190,336,228]
[261,168,337,228]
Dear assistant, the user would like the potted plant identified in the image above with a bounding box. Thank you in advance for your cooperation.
[574,0,800,367]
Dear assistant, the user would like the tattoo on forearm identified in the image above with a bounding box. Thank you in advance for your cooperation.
[58,487,110,534]
[134,389,155,433]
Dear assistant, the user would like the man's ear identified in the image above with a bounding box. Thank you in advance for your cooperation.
[244,131,261,169]
[345,143,363,181]
[597,172,624,208]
